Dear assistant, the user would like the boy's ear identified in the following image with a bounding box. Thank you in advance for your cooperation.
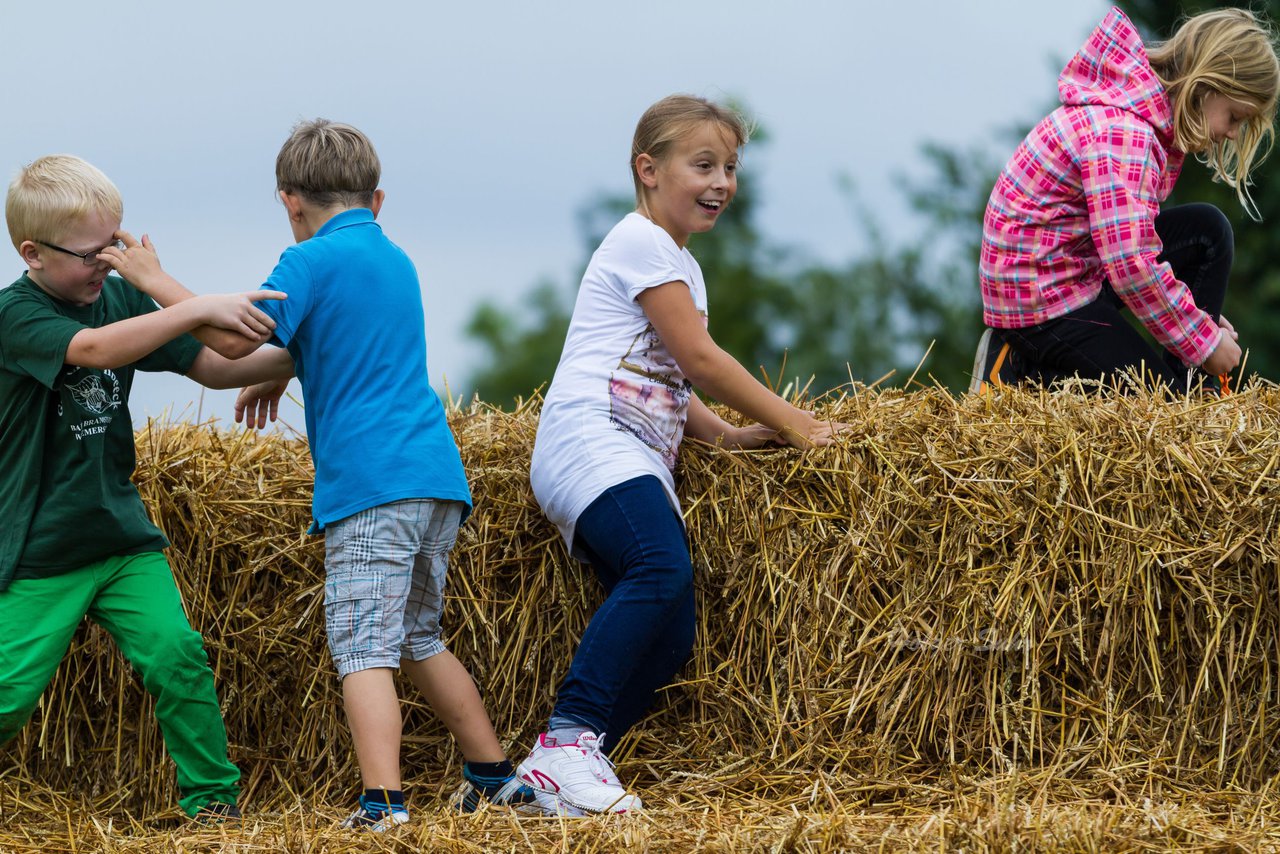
[370,189,385,218]
[279,190,305,221]
[635,153,660,189]
[18,240,44,269]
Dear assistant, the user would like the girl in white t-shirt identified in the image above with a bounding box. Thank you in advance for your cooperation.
[516,94,841,815]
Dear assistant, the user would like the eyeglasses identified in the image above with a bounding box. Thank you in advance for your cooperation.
[36,239,123,266]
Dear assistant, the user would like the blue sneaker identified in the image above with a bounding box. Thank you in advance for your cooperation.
[340,794,409,832]
[456,767,557,815]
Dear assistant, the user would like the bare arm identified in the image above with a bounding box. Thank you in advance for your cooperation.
[685,394,779,449]
[637,281,840,448]
[185,344,295,390]
[65,291,286,370]
[99,231,280,359]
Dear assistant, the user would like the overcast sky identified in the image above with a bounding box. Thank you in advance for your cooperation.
[2,0,1109,431]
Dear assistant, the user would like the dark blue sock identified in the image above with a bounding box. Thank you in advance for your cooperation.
[464,760,515,795]
[361,787,405,812]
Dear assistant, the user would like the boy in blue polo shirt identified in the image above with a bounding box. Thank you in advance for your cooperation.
[108,119,544,828]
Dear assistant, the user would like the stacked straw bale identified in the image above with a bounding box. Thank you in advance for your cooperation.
[4,384,1280,817]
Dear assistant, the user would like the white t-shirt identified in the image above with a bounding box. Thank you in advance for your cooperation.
[531,212,707,554]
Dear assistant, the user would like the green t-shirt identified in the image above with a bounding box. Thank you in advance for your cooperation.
[0,273,202,590]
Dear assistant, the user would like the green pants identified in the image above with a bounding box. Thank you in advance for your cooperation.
[0,552,239,816]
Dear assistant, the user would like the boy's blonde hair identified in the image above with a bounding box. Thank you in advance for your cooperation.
[5,155,123,252]
[1148,7,1280,217]
[631,95,751,212]
[276,119,380,209]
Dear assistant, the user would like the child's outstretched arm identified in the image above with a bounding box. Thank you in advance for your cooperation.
[185,345,295,391]
[686,395,779,449]
[99,231,276,360]
[65,290,286,370]
[185,347,295,428]
[637,281,842,448]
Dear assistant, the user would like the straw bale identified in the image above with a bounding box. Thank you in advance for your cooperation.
[4,769,1280,852]
[4,383,1280,849]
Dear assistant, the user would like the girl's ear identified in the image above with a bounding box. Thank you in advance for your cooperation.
[370,189,385,218]
[636,153,660,189]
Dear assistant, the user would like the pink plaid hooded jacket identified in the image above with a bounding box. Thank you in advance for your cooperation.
[979,7,1222,367]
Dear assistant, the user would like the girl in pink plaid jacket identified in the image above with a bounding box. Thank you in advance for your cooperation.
[972,7,1279,394]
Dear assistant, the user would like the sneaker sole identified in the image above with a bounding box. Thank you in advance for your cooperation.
[970,329,1016,394]
[340,810,409,832]
[516,770,639,815]
[968,328,993,394]
[532,789,588,817]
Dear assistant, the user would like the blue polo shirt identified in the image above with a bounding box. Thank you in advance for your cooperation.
[258,208,470,529]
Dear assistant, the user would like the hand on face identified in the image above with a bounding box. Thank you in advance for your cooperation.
[21,212,122,307]
[99,230,163,286]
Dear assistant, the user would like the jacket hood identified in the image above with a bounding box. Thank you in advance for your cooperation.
[1058,6,1174,147]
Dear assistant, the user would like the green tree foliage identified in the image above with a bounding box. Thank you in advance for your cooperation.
[1119,0,1280,380]
[464,132,995,407]
[466,4,1280,408]
[464,278,574,404]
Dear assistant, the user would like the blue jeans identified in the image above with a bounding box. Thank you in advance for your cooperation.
[549,475,696,753]
[1002,203,1232,389]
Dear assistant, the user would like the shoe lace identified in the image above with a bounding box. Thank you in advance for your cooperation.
[577,732,618,785]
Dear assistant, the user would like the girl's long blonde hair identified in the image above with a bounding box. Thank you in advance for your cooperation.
[1148,7,1280,219]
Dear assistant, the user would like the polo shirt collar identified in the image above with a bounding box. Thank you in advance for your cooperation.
[315,207,376,238]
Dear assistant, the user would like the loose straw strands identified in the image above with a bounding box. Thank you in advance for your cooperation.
[3,383,1280,850]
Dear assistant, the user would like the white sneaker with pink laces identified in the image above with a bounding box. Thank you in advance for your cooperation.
[516,731,642,814]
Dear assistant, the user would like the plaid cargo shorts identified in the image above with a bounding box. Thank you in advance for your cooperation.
[322,498,464,677]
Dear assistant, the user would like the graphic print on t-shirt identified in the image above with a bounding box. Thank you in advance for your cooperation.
[608,322,693,470]
[60,366,121,441]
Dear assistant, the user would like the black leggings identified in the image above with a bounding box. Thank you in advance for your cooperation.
[1002,203,1232,390]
